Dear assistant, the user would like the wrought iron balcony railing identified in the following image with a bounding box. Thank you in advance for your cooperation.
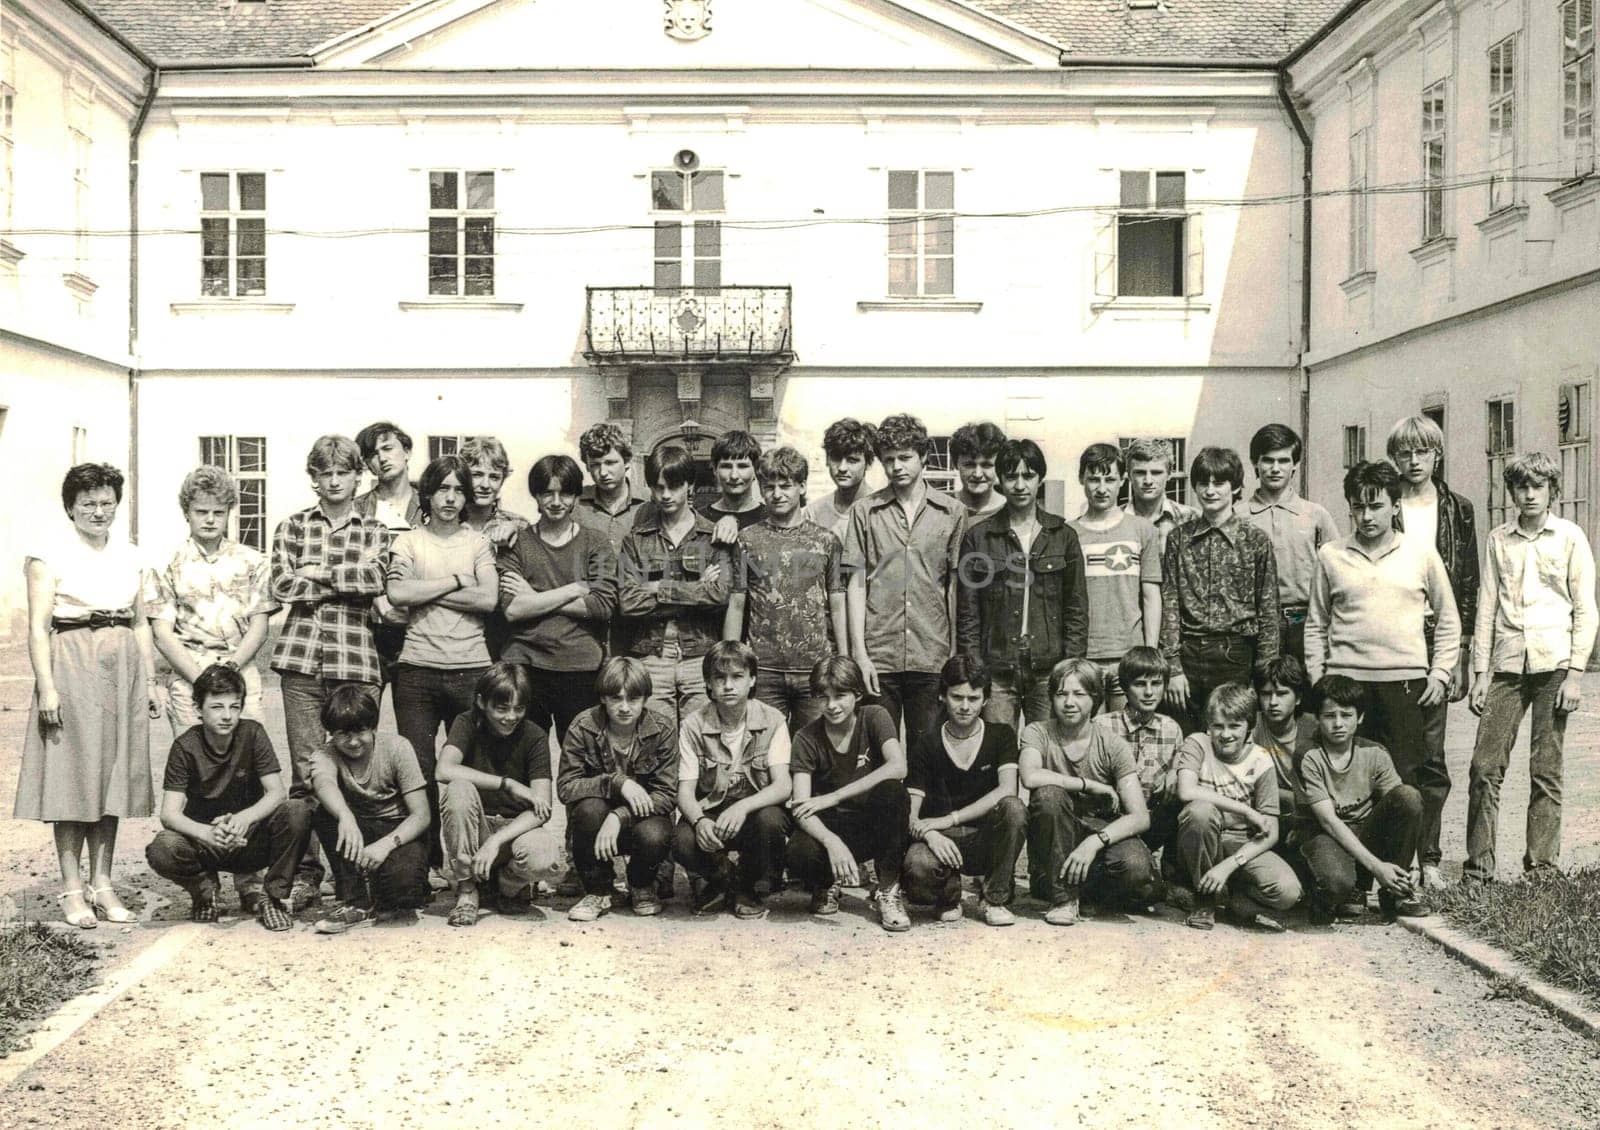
[585,286,793,363]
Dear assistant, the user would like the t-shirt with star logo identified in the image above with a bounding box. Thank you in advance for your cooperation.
[1069,512,1162,659]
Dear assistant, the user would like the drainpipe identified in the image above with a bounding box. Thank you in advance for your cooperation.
[128,66,159,541]
[1276,71,1315,496]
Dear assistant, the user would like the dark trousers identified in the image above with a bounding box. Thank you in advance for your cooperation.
[524,666,601,747]
[279,673,380,886]
[903,796,1026,906]
[311,807,430,910]
[872,672,942,754]
[1356,678,1449,867]
[1027,786,1160,907]
[786,779,910,891]
[374,625,407,695]
[672,802,792,896]
[1299,785,1422,908]
[1280,606,1308,669]
[145,800,314,902]
[1466,671,1569,881]
[393,663,487,869]
[1174,633,1258,734]
[568,797,673,896]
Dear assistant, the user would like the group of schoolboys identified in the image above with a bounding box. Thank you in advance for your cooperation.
[140,407,1596,936]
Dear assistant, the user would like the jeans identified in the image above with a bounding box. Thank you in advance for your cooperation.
[567,797,673,896]
[1026,786,1161,907]
[1466,671,1569,880]
[672,802,792,896]
[903,796,1027,906]
[1356,679,1450,867]
[1299,786,1422,908]
[1280,606,1308,670]
[393,663,488,868]
[279,673,380,886]
[871,672,942,755]
[1174,800,1302,913]
[1175,634,1258,734]
[310,807,430,911]
[439,778,556,891]
[523,666,600,746]
[642,654,707,727]
[983,670,1052,729]
[786,779,910,891]
[145,800,313,903]
[754,669,823,729]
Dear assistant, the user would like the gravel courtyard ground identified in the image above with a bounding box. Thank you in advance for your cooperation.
[2,645,1598,1127]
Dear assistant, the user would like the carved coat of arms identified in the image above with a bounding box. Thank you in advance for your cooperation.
[664,0,712,41]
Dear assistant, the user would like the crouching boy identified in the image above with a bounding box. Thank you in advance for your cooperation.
[902,657,1026,927]
[674,642,794,920]
[1023,659,1158,926]
[1298,675,1425,921]
[1173,682,1302,932]
[308,685,432,933]
[146,665,311,929]
[785,656,912,932]
[557,657,678,922]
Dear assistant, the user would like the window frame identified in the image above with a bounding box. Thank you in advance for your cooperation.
[1486,396,1517,528]
[1562,0,1597,179]
[198,435,268,551]
[1348,129,1371,274]
[886,169,956,299]
[1559,380,1592,531]
[1421,79,1450,242]
[1098,170,1203,301]
[1342,425,1368,470]
[200,171,267,298]
[428,435,465,461]
[1488,35,1518,212]
[0,81,14,232]
[1116,436,1190,505]
[69,126,90,269]
[921,434,959,493]
[650,168,725,295]
[427,169,497,298]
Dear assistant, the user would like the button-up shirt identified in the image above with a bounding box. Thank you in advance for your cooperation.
[844,485,964,674]
[618,509,733,660]
[1243,490,1340,608]
[269,504,392,684]
[1128,496,1200,558]
[1159,514,1281,664]
[153,537,279,657]
[354,485,422,531]
[1473,513,1598,676]
[576,490,650,552]
[1093,707,1183,800]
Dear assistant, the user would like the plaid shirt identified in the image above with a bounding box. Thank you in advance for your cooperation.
[1092,708,1182,800]
[153,537,279,657]
[269,504,391,683]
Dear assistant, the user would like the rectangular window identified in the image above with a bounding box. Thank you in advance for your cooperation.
[200,172,266,297]
[71,426,87,464]
[1421,80,1449,241]
[1559,382,1592,530]
[652,169,723,294]
[1349,130,1370,273]
[1486,398,1516,527]
[1102,171,1202,299]
[1116,436,1189,504]
[428,435,464,461]
[0,82,14,230]
[199,435,268,550]
[1488,36,1517,211]
[887,170,954,298]
[921,434,959,493]
[1563,0,1597,178]
[428,170,495,297]
[1342,425,1368,469]
[70,127,90,268]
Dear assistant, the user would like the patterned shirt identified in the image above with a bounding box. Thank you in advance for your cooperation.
[734,519,844,672]
[153,537,278,658]
[1092,708,1183,800]
[269,504,392,684]
[1159,514,1281,664]
[843,485,964,674]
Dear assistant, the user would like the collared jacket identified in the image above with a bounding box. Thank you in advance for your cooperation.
[956,507,1088,673]
[1429,478,1481,640]
[679,699,790,810]
[354,485,424,530]
[556,703,678,831]
[618,509,733,659]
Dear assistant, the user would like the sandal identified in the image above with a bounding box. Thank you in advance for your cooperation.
[190,893,219,923]
[447,895,479,927]
[58,889,98,930]
[87,885,136,924]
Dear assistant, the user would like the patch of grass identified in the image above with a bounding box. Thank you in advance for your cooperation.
[0,923,101,1057]
[1434,866,1600,1009]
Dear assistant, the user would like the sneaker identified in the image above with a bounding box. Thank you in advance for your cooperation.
[655,864,677,903]
[1420,864,1448,892]
[630,886,663,917]
[257,895,294,932]
[567,893,611,923]
[1186,904,1216,931]
[289,880,321,913]
[1309,902,1337,927]
[733,892,769,920]
[875,883,910,932]
[1044,898,1080,927]
[692,877,730,915]
[981,901,1016,927]
[937,901,965,924]
[1380,893,1429,919]
[1338,901,1367,920]
[809,884,841,916]
[313,904,375,935]
[556,870,584,898]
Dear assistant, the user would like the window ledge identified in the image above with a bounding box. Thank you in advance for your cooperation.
[1547,175,1600,211]
[1088,297,1211,316]
[170,300,295,315]
[0,239,24,267]
[62,272,98,299]
[398,299,524,312]
[855,298,983,313]
[1339,270,1377,297]
[1408,236,1457,267]
[1475,204,1529,235]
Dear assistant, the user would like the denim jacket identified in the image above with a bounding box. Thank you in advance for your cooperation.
[680,699,788,809]
[617,510,733,659]
[956,507,1089,674]
[555,704,679,830]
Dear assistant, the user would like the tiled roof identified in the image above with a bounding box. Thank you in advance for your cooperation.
[84,0,1353,66]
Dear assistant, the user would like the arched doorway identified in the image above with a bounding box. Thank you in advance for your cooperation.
[650,428,722,512]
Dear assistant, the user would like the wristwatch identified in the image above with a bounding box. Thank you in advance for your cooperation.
[1095,830,1112,849]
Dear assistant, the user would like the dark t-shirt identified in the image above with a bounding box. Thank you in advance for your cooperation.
[790,704,898,796]
[702,500,768,530]
[163,719,281,824]
[444,712,551,818]
[906,721,1018,819]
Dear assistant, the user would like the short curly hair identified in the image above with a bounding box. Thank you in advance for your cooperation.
[822,418,878,464]
[61,463,124,514]
[950,422,1006,464]
[178,466,238,513]
[874,414,930,460]
[579,422,632,465]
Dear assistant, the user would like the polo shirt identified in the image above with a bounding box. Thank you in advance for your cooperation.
[1243,490,1341,608]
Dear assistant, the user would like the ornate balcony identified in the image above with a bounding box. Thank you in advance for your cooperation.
[584,286,794,364]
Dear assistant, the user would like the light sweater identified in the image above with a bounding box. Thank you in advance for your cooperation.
[1305,533,1461,683]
